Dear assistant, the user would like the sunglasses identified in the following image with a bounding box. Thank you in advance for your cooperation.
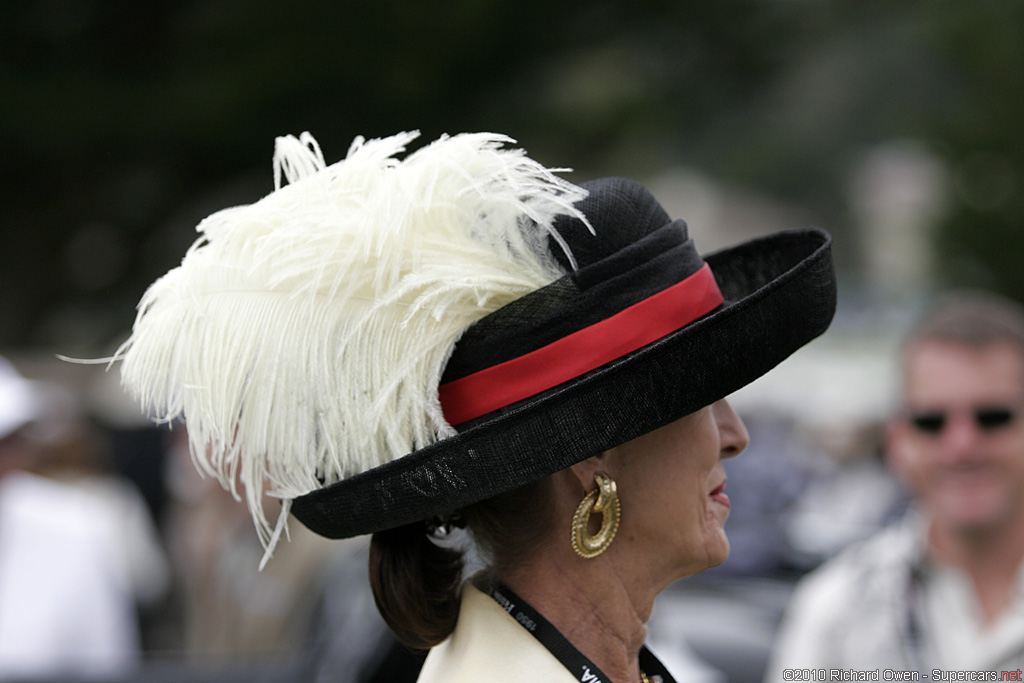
[907,405,1019,435]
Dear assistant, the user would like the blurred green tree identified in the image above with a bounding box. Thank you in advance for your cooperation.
[1,0,1022,349]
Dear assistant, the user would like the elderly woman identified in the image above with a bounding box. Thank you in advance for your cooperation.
[117,131,835,682]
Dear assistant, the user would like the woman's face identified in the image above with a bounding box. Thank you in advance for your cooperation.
[606,399,748,583]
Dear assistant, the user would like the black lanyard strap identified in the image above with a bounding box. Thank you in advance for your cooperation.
[485,580,676,683]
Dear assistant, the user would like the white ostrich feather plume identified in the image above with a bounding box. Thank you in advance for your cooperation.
[115,131,589,564]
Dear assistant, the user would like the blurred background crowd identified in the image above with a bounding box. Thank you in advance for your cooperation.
[1,1,1022,681]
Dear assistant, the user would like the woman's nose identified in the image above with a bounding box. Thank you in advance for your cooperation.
[713,398,749,459]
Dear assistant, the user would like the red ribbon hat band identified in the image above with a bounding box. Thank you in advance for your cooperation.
[438,262,724,426]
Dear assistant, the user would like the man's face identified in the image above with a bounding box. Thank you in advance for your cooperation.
[888,340,1024,538]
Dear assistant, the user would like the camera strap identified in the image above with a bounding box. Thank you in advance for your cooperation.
[486,580,676,683]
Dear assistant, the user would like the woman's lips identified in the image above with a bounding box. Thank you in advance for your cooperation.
[710,481,730,508]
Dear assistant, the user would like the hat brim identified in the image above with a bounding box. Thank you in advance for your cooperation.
[291,227,835,538]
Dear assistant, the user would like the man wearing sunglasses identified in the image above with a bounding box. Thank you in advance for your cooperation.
[766,291,1024,677]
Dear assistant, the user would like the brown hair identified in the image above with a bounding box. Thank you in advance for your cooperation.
[368,476,557,650]
[906,290,1024,354]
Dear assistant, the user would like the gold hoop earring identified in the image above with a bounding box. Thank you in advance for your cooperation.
[571,472,621,559]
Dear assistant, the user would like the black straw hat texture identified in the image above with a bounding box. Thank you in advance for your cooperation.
[291,177,836,539]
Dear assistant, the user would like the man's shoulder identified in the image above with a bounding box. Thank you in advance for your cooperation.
[765,518,922,677]
[791,516,920,607]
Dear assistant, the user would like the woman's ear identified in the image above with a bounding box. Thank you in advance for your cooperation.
[567,450,612,492]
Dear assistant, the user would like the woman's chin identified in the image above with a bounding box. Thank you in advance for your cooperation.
[705,537,730,569]
[673,536,730,580]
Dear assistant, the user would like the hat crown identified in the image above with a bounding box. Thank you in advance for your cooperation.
[554,177,673,270]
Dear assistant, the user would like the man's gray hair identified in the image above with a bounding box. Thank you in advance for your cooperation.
[906,289,1024,355]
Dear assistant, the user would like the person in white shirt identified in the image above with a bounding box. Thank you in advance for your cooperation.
[765,291,1024,677]
[0,356,142,680]
[114,131,837,683]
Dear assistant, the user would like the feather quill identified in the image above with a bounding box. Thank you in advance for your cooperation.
[116,131,589,564]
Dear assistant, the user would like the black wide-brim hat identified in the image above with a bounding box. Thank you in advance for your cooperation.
[291,176,836,539]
